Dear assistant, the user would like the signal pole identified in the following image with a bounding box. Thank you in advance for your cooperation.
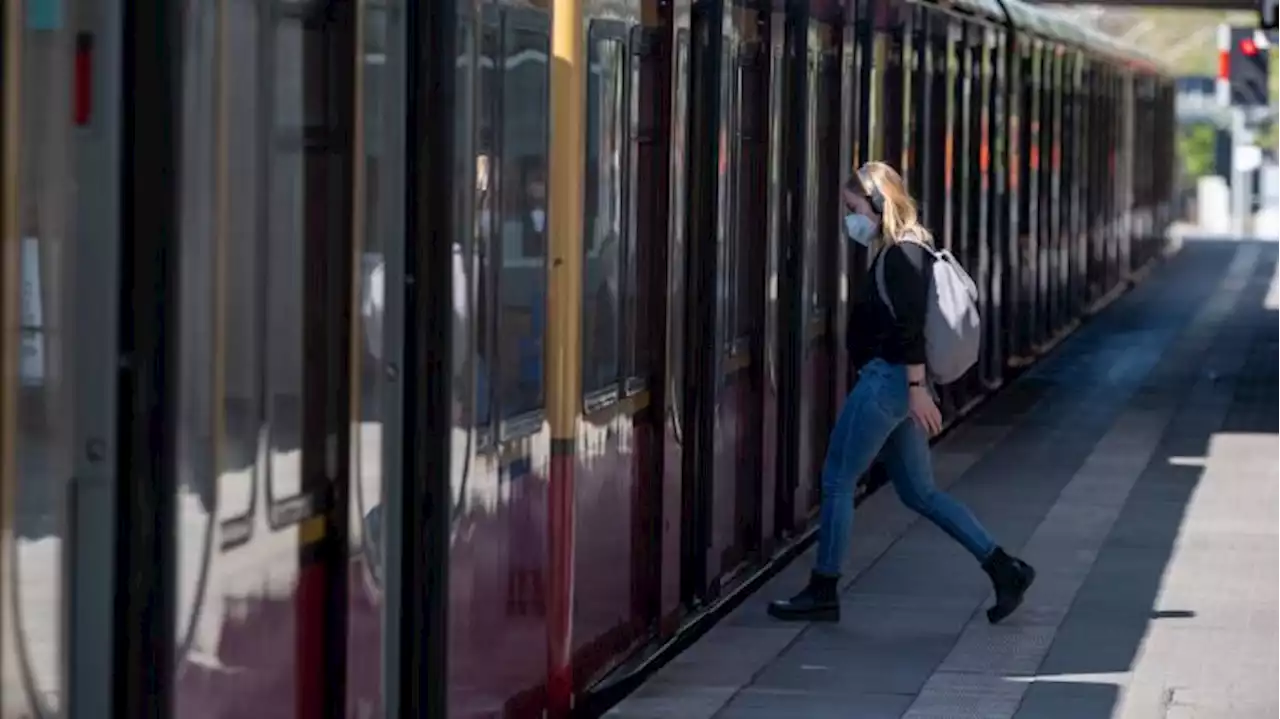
[1231,106,1250,236]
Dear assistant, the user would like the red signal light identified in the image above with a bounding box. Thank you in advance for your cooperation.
[1241,37,1259,56]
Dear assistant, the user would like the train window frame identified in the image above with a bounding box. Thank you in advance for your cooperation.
[582,18,633,413]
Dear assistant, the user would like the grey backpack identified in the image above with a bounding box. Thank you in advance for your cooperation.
[874,237,981,385]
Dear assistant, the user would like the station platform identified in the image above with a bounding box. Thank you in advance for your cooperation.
[607,237,1279,719]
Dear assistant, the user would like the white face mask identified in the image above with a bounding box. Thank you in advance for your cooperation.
[843,213,877,247]
[530,208,546,233]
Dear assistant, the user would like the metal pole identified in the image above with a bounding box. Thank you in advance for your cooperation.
[1231,106,1249,236]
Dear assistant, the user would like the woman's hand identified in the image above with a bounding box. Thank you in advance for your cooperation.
[908,385,942,436]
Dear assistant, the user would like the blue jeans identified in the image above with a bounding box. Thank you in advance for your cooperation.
[814,359,997,577]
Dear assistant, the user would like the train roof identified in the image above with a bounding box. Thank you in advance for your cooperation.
[917,0,1166,74]
[996,0,1167,74]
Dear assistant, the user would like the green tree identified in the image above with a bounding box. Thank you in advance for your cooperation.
[1256,118,1277,155]
[1178,122,1219,179]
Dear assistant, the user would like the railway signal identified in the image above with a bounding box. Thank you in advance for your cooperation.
[1220,25,1271,108]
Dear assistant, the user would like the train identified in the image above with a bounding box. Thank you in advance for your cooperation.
[0,0,1173,717]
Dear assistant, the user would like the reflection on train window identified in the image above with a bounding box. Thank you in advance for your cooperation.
[622,27,645,387]
[473,20,498,430]
[496,20,549,420]
[9,3,79,712]
[218,0,266,529]
[717,39,742,350]
[666,31,691,410]
[733,43,761,342]
[583,32,627,397]
[266,15,313,502]
[802,48,822,321]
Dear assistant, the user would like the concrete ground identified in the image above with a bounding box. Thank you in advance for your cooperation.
[607,237,1279,719]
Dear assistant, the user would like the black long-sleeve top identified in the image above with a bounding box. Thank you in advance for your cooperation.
[846,241,932,370]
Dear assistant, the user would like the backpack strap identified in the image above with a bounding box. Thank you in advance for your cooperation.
[873,234,937,320]
[874,248,896,320]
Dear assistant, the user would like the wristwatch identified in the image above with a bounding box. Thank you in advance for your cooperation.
[908,380,925,388]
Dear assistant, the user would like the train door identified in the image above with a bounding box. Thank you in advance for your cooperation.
[699,0,766,592]
[789,0,841,527]
[574,0,674,689]
[765,0,828,537]
[440,4,558,713]
[673,0,723,605]
[1,0,125,715]
[724,0,771,575]
[626,0,675,658]
[171,0,360,714]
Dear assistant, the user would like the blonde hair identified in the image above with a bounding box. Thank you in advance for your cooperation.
[854,161,933,246]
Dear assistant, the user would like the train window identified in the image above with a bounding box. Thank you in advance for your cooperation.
[474,18,499,432]
[882,14,905,173]
[852,0,873,169]
[496,17,550,421]
[583,24,628,398]
[623,27,643,390]
[803,47,821,320]
[627,25,662,390]
[735,41,765,341]
[719,38,745,347]
[667,29,691,418]
[218,0,267,537]
[265,14,319,507]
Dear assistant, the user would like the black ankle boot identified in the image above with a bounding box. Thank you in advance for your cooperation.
[767,572,840,622]
[982,547,1036,624]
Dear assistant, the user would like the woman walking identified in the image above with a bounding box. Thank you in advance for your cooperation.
[768,162,1035,625]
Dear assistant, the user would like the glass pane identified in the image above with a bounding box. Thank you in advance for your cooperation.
[5,3,79,715]
[267,16,307,503]
[475,22,498,431]
[497,24,549,420]
[583,35,625,396]
[348,0,403,714]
